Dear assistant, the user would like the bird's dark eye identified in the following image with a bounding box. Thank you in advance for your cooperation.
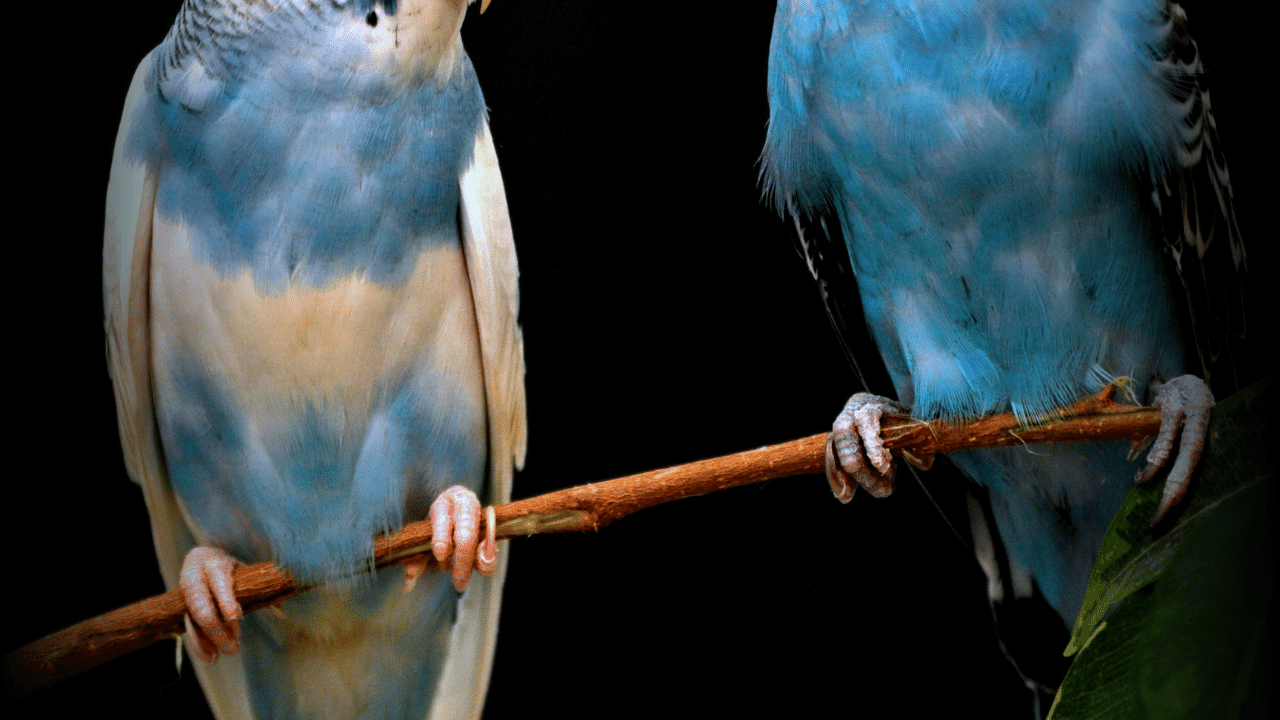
[366,11,378,27]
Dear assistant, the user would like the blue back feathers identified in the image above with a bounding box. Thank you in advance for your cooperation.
[763,0,1186,424]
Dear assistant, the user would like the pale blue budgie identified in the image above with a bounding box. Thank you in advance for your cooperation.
[103,1,527,718]
[762,0,1246,693]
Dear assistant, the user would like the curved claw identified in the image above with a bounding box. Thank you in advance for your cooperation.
[403,556,429,592]
[826,393,908,500]
[1137,375,1215,522]
[824,434,856,503]
[474,506,498,576]
[180,546,242,664]
[428,485,499,592]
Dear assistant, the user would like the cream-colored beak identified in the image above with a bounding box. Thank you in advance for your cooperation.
[481,0,490,12]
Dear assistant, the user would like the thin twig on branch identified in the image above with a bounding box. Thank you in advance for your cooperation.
[6,385,1158,694]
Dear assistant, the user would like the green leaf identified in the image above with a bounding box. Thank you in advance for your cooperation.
[1066,378,1277,655]
[1048,587,1156,719]
[1049,378,1277,719]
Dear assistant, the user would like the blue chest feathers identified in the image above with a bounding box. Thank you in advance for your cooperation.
[131,21,486,293]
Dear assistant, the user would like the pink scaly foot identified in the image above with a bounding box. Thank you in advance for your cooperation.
[410,485,497,593]
[1133,375,1215,522]
[179,546,242,664]
[826,393,913,502]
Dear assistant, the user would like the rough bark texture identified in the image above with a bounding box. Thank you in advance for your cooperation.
[6,386,1159,693]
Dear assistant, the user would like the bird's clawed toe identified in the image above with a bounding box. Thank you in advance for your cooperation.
[180,546,242,663]
[428,485,498,591]
[826,393,910,501]
[1138,375,1214,522]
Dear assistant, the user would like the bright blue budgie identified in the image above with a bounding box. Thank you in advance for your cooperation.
[103,1,527,718]
[762,0,1245,697]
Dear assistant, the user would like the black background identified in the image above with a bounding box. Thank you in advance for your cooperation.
[7,2,1270,718]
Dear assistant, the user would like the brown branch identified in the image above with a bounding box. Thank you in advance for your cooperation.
[6,385,1158,694]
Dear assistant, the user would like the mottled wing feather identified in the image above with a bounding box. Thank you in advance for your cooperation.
[429,119,526,720]
[1151,3,1248,396]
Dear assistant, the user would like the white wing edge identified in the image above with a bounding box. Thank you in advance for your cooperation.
[104,53,166,566]
[429,119,527,720]
[103,51,255,720]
